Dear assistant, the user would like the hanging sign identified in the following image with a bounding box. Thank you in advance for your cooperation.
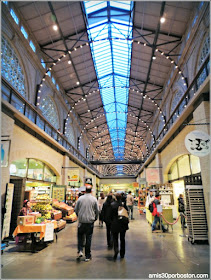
[185,130,210,157]
[67,168,79,183]
[146,168,160,185]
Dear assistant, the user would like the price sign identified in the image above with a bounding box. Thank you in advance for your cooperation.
[44,223,54,242]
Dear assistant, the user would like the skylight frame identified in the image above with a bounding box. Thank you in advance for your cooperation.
[84,1,133,174]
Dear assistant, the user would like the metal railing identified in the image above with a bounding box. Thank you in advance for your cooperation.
[151,55,210,153]
[1,77,100,176]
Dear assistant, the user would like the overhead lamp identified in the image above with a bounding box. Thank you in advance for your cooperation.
[76,81,80,85]
[160,17,165,23]
[68,60,71,64]
[152,56,156,60]
[53,24,58,31]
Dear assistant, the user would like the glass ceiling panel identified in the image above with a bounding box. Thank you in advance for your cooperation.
[84,1,133,174]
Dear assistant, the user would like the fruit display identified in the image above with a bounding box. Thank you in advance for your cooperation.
[32,202,52,219]
[35,194,51,201]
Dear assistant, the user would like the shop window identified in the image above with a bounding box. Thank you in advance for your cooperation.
[40,95,59,129]
[27,159,44,180]
[190,155,201,174]
[168,161,178,181]
[178,155,191,178]
[44,165,56,182]
[9,159,27,177]
[1,35,26,98]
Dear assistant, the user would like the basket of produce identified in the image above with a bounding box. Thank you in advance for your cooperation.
[63,212,77,223]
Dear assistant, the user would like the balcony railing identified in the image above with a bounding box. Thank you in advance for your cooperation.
[151,55,210,154]
[1,77,100,177]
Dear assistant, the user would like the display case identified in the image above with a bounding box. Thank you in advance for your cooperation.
[66,188,78,207]
[138,188,147,214]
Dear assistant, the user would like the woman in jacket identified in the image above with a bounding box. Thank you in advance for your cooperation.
[178,194,186,228]
[110,193,129,260]
[98,192,105,227]
[101,194,113,248]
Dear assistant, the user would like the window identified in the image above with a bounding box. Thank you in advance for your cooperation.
[29,40,36,52]
[56,84,59,91]
[27,159,44,180]
[21,26,28,39]
[41,59,46,69]
[40,95,59,129]
[190,155,201,174]
[10,9,19,25]
[47,71,51,77]
[170,89,185,116]
[197,33,210,87]
[65,120,76,147]
[168,154,201,181]
[9,159,27,177]
[178,155,191,177]
[3,1,8,5]
[1,35,26,98]
[52,77,55,84]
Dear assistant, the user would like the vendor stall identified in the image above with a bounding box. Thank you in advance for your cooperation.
[146,207,174,231]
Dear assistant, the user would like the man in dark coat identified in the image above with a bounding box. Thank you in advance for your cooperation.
[110,193,129,260]
[101,194,113,248]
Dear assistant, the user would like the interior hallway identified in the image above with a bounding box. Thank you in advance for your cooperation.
[1,208,210,279]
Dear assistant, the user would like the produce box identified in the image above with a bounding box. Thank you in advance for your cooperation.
[28,212,42,222]
[56,220,66,231]
[17,216,34,226]
[52,212,62,221]
[63,212,77,223]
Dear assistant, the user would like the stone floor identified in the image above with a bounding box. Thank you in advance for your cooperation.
[1,208,210,279]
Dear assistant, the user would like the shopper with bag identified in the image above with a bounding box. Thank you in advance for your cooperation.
[110,193,129,260]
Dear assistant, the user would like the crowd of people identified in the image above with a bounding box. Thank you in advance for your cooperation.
[75,187,134,262]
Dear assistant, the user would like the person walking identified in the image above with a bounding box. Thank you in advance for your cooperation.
[145,190,155,208]
[101,194,113,249]
[126,191,134,220]
[74,186,99,262]
[151,193,166,232]
[178,194,186,228]
[110,193,129,260]
[98,192,105,227]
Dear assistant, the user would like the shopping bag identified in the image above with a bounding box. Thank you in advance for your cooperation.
[118,206,129,224]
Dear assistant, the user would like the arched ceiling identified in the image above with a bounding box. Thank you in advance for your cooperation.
[12,1,195,177]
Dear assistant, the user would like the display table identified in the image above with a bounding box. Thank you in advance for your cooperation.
[146,208,173,230]
[13,220,58,253]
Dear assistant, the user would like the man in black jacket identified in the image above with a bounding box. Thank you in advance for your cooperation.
[101,195,113,248]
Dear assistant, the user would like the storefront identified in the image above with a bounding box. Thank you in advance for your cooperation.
[168,154,201,217]
[10,158,57,200]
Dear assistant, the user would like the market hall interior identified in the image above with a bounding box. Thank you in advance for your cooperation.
[1,1,210,279]
[1,209,210,279]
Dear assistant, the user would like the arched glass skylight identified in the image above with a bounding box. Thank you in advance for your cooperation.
[84,1,133,174]
[40,95,59,129]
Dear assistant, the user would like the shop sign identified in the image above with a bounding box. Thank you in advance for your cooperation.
[44,223,54,242]
[185,130,210,157]
[132,182,139,188]
[85,177,92,186]
[146,168,160,185]
[139,178,146,185]
[67,168,79,183]
[2,183,14,239]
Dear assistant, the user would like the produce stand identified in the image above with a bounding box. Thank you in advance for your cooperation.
[13,220,57,252]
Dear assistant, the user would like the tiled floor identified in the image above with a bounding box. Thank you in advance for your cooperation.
[1,208,210,279]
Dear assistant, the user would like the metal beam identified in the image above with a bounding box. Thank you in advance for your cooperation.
[90,160,143,165]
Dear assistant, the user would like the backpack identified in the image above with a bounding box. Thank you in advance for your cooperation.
[148,202,154,213]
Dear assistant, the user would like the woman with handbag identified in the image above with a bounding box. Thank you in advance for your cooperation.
[110,193,129,260]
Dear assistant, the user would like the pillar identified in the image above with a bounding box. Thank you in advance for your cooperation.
[193,98,210,236]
